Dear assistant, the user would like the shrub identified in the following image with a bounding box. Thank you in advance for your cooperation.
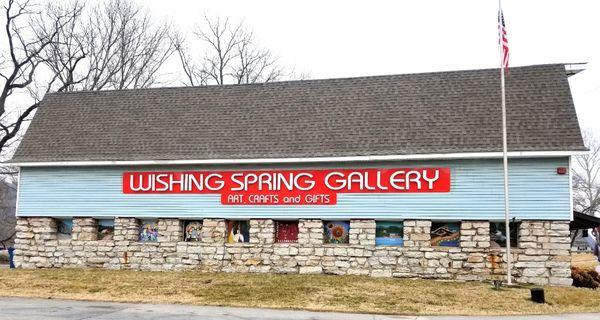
[571,266,600,289]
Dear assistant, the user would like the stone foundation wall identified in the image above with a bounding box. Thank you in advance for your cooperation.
[13,217,572,285]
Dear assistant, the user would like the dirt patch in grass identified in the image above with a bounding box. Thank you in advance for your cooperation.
[1,269,600,315]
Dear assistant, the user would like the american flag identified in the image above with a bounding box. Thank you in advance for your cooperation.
[498,9,509,70]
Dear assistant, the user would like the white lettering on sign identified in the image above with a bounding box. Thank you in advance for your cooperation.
[423,169,440,189]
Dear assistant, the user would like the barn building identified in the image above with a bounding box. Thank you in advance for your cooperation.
[10,64,586,285]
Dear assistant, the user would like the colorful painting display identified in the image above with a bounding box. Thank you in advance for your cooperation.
[323,221,350,244]
[57,219,73,240]
[275,221,299,243]
[226,220,250,243]
[139,220,158,242]
[185,221,202,242]
[375,221,404,246]
[97,219,114,240]
[430,222,460,247]
[490,222,518,248]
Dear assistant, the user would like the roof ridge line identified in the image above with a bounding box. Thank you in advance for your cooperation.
[45,63,567,96]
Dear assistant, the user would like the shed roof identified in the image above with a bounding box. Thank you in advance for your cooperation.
[12,64,586,164]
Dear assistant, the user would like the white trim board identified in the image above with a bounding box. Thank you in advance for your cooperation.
[569,155,574,221]
[8,150,587,167]
[15,167,21,217]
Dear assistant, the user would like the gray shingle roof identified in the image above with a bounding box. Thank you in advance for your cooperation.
[12,64,586,163]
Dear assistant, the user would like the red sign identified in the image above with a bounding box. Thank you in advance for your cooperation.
[123,168,450,205]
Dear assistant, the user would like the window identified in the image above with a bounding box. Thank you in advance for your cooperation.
[430,222,460,247]
[275,221,299,243]
[97,219,114,240]
[139,220,158,242]
[323,221,350,244]
[184,221,203,242]
[226,220,250,243]
[490,221,519,248]
[57,219,73,240]
[376,221,404,246]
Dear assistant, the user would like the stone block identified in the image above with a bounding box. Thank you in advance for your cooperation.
[550,268,571,277]
[518,255,549,262]
[371,269,392,277]
[541,243,570,250]
[461,241,477,248]
[549,222,570,230]
[299,266,323,274]
[549,277,573,286]
[515,261,546,268]
[466,255,484,263]
[522,268,549,281]
[416,220,432,227]
[461,229,476,236]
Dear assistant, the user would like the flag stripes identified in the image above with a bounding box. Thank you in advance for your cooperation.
[498,9,509,70]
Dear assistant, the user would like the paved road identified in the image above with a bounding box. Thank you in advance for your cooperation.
[0,297,599,320]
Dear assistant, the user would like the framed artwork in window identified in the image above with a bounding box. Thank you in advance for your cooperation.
[139,220,158,242]
[185,221,202,242]
[376,221,404,246]
[430,222,460,247]
[97,219,114,240]
[57,219,73,240]
[490,221,519,248]
[275,221,299,243]
[226,220,250,243]
[323,221,350,244]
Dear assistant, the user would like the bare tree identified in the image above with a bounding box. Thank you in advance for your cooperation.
[46,0,174,91]
[0,0,85,157]
[233,32,283,84]
[172,32,208,86]
[174,16,285,86]
[573,130,600,216]
[196,16,243,85]
[0,0,174,158]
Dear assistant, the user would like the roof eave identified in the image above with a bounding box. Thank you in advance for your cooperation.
[7,150,588,167]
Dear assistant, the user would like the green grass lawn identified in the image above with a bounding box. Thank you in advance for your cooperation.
[1,268,600,315]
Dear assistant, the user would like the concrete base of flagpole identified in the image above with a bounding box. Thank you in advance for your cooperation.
[490,279,522,289]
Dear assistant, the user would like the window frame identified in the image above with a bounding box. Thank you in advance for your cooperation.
[275,220,299,243]
[489,221,520,248]
[97,218,115,241]
[430,221,461,247]
[183,220,203,242]
[375,220,404,246]
[138,219,159,243]
[225,220,250,244]
[323,220,350,244]
[56,218,73,240]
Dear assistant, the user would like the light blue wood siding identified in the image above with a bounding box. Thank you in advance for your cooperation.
[17,158,571,220]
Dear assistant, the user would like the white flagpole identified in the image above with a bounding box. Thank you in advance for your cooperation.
[498,0,512,285]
